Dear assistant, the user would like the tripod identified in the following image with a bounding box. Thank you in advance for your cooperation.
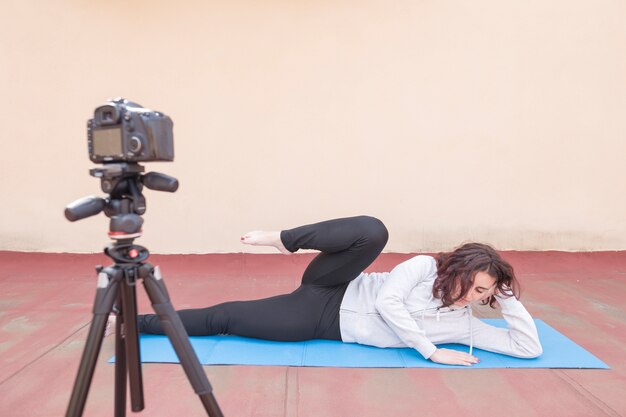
[64,163,223,417]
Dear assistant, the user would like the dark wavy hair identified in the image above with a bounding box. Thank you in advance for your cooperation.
[433,242,520,308]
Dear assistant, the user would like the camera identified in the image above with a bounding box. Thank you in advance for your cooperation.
[88,98,174,163]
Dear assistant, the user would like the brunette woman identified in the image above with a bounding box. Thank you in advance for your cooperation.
[136,216,542,366]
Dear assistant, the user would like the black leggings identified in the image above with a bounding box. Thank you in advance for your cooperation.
[137,216,388,341]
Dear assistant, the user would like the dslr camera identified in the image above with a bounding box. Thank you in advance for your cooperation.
[88,98,174,163]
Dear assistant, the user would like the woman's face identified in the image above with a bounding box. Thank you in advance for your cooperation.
[453,271,497,307]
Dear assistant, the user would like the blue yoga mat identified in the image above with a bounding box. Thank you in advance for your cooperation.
[109,319,609,368]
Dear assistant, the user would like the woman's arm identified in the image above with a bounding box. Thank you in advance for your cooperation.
[469,295,543,358]
[375,255,439,359]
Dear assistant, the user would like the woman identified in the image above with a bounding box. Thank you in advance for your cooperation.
[137,216,542,366]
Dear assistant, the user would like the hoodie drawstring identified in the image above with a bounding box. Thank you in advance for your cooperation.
[468,304,474,356]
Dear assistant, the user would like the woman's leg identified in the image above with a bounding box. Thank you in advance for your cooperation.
[281,215,388,287]
[138,285,343,340]
[140,216,387,339]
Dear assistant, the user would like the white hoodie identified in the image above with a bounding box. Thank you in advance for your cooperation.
[338,255,543,359]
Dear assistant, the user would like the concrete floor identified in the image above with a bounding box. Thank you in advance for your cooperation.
[0,250,625,417]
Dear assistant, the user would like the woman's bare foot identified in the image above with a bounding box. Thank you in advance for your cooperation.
[240,231,292,255]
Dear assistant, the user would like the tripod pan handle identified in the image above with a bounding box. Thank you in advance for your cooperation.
[65,196,106,222]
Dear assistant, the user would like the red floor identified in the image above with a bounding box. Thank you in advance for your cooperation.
[1,250,625,417]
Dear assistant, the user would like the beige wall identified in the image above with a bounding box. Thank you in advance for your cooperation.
[0,1,624,253]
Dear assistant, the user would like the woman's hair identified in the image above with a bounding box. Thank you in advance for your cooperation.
[433,242,520,308]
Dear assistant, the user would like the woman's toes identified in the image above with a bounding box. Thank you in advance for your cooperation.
[240,232,259,245]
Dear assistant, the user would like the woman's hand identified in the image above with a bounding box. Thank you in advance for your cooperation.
[494,284,514,298]
[429,348,479,366]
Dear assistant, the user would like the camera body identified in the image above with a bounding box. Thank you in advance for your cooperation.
[88,98,174,163]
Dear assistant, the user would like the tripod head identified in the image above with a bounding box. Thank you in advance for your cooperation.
[65,162,178,240]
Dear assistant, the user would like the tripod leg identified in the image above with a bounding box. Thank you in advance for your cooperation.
[114,295,127,417]
[120,277,145,412]
[140,264,224,417]
[66,268,121,417]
